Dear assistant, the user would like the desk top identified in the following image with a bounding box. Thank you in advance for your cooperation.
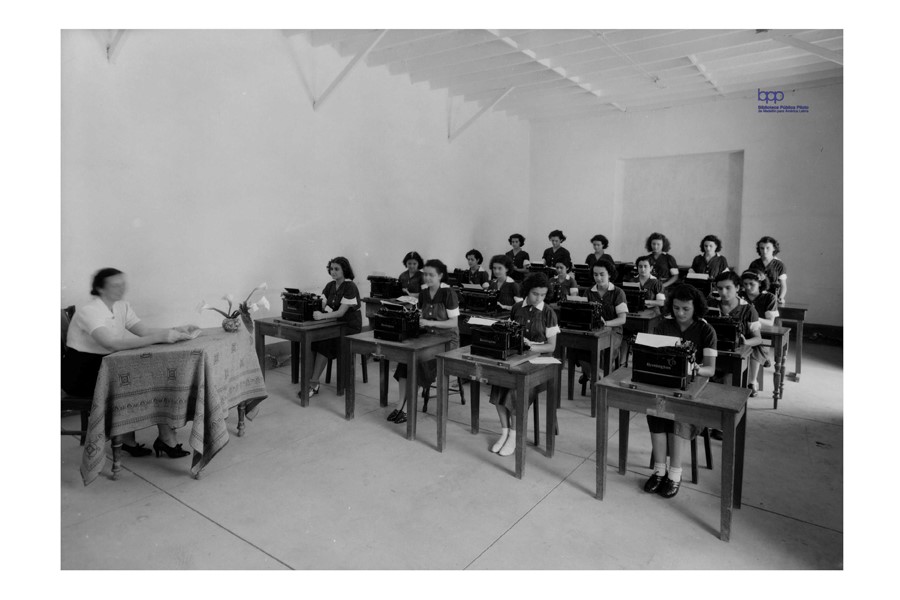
[718,345,754,359]
[346,329,453,350]
[778,304,809,318]
[599,367,749,413]
[438,345,559,374]
[558,326,613,339]
[256,317,344,331]
[760,324,791,336]
[626,309,660,320]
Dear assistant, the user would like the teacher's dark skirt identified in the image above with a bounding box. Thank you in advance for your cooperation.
[62,347,105,397]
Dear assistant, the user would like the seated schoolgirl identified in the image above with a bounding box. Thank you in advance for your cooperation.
[645,285,717,499]
[398,251,424,297]
[748,236,788,305]
[489,273,560,456]
[688,234,730,279]
[487,254,522,310]
[541,229,572,268]
[740,269,779,396]
[463,249,490,287]
[585,234,614,270]
[630,255,667,311]
[644,232,680,289]
[304,256,362,398]
[710,271,763,392]
[388,259,459,424]
[574,259,629,385]
[506,233,530,281]
[551,257,580,300]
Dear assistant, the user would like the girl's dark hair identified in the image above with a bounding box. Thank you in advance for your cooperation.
[489,254,513,272]
[548,229,566,242]
[645,232,671,253]
[91,268,124,296]
[402,251,424,268]
[327,256,355,280]
[508,233,525,246]
[554,257,573,271]
[423,258,448,280]
[740,269,770,292]
[521,272,550,298]
[590,234,609,249]
[699,234,723,253]
[665,284,708,320]
[593,258,617,280]
[756,236,781,255]
[466,249,483,264]
[635,255,652,267]
[714,271,742,287]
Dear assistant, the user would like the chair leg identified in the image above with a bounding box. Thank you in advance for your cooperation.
[532,391,540,446]
[79,410,89,446]
[325,359,332,384]
[361,355,368,384]
[703,428,713,470]
[457,377,466,404]
[422,384,430,413]
[757,364,764,391]
[690,435,699,484]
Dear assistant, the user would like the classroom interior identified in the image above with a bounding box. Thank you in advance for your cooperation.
[60,29,843,570]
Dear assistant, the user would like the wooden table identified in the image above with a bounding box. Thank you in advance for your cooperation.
[595,367,749,542]
[760,324,791,409]
[254,317,346,406]
[622,310,662,367]
[776,303,808,382]
[435,346,561,479]
[716,345,753,388]
[555,327,613,417]
[345,330,455,440]
[81,328,267,485]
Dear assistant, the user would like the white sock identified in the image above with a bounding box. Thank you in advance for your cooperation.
[492,428,509,453]
[653,462,667,476]
[498,431,517,456]
[668,466,683,483]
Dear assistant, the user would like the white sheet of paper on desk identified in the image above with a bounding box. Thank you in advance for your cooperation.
[686,272,709,280]
[634,333,682,348]
[529,357,561,365]
[566,295,587,302]
[466,316,498,327]
[395,295,418,304]
[462,283,482,290]
[622,281,640,288]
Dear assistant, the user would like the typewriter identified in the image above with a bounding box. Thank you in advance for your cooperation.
[469,319,526,360]
[280,288,322,322]
[527,264,556,278]
[459,288,499,314]
[621,283,646,314]
[683,273,712,296]
[614,262,636,284]
[631,339,698,391]
[446,269,465,288]
[367,276,404,299]
[558,300,604,331]
[573,263,593,288]
[705,314,741,351]
[369,301,421,342]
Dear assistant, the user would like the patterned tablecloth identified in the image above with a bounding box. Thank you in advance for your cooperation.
[80,327,267,485]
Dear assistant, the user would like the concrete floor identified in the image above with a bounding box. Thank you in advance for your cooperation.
[61,342,843,569]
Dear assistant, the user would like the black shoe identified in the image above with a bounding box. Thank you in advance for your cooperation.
[748,384,758,398]
[121,442,152,457]
[763,359,772,368]
[394,411,407,424]
[658,477,681,498]
[387,409,399,422]
[644,473,665,493]
[710,429,723,441]
[297,384,320,399]
[153,438,190,458]
[578,373,588,385]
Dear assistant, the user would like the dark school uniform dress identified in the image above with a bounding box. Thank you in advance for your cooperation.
[488,277,521,308]
[542,246,572,268]
[690,254,729,278]
[585,253,614,270]
[628,275,665,303]
[748,257,787,300]
[648,252,679,283]
[572,282,629,360]
[744,291,779,362]
[398,270,423,295]
[461,268,490,287]
[506,249,530,281]
[550,273,579,301]
[393,283,460,386]
[489,300,561,411]
[311,280,362,359]
[646,318,718,439]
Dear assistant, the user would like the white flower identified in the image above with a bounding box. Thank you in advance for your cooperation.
[257,282,268,291]
[223,293,235,303]
[248,303,259,313]
[196,300,210,313]
[258,296,271,311]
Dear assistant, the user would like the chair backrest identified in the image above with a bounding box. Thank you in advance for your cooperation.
[62,306,75,359]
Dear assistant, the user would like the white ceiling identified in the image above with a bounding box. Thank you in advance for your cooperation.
[299,29,843,121]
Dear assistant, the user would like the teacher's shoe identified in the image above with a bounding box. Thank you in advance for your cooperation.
[657,477,681,499]
[387,409,400,422]
[643,473,665,494]
[153,438,190,459]
[121,442,152,457]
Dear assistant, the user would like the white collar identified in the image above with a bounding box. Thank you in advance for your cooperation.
[420,282,452,290]
[525,300,546,311]
[590,281,616,292]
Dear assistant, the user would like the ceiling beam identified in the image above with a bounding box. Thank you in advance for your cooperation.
[766,32,843,65]
[448,87,514,142]
[688,54,723,95]
[314,29,388,110]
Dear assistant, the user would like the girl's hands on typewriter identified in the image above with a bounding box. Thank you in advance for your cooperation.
[312,311,326,320]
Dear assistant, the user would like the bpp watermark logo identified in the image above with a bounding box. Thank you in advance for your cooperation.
[758,89,784,104]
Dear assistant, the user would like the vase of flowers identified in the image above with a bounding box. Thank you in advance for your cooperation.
[197,283,270,334]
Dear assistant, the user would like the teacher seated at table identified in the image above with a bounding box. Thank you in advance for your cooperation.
[62,268,197,458]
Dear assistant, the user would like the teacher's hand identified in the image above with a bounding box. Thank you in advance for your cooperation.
[164,329,188,343]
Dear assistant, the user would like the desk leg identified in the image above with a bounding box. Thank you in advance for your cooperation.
[406,360,417,441]
[595,387,609,500]
[546,376,557,457]
[793,320,803,380]
[379,359,389,407]
[237,402,246,437]
[111,441,122,481]
[300,337,313,407]
[774,338,787,410]
[437,359,447,452]
[290,341,300,384]
[336,338,346,397]
[255,329,266,378]
[345,345,356,420]
[720,412,737,542]
[566,348,574,401]
[515,378,528,479]
[470,381,481,434]
[734,410,746,509]
[618,409,630,475]
[590,346,599,418]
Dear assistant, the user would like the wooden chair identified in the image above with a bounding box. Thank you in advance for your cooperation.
[421,376,466,414]
[61,306,92,446]
[324,354,368,385]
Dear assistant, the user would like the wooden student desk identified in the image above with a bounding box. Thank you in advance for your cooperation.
[435,346,561,479]
[760,324,791,409]
[595,367,749,542]
[255,317,347,407]
[716,344,753,388]
[554,327,614,417]
[344,330,455,441]
[776,303,808,382]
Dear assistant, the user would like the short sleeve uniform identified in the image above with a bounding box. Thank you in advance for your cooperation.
[586,253,615,270]
[584,283,629,356]
[542,246,572,268]
[748,257,786,299]
[393,284,460,385]
[506,249,530,281]
[690,254,729,278]
[628,276,665,303]
[489,277,520,308]
[649,252,679,282]
[713,298,763,365]
[398,270,423,295]
[745,291,779,362]
[311,280,362,359]
[462,269,490,287]
[646,318,718,439]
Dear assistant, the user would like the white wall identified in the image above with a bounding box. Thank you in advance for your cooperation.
[529,84,843,326]
[62,30,531,328]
